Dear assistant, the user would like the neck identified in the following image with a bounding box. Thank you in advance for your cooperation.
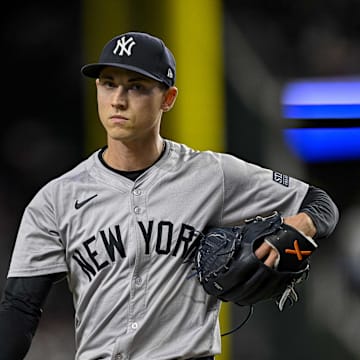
[103,137,165,171]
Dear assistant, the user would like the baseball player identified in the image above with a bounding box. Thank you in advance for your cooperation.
[0,31,339,360]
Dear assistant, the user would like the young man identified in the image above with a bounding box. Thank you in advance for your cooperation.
[0,31,338,360]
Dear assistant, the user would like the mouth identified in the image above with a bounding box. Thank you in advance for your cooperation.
[110,115,129,124]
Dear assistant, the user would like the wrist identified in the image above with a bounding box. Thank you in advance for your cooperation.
[284,213,317,238]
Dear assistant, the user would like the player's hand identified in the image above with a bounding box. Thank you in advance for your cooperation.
[255,212,317,269]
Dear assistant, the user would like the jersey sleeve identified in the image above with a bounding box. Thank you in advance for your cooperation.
[219,153,309,225]
[8,182,68,277]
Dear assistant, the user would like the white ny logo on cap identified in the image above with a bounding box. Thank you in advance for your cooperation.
[113,36,136,56]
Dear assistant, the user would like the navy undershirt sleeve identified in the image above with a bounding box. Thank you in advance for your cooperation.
[299,185,339,239]
[0,273,65,360]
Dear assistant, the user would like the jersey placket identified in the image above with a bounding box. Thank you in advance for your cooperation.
[127,182,149,335]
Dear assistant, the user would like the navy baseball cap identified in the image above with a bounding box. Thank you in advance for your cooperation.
[81,31,176,87]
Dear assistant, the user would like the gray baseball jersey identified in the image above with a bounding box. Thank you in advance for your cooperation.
[8,140,309,360]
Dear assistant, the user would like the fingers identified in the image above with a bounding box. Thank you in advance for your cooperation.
[263,248,279,268]
[255,242,279,268]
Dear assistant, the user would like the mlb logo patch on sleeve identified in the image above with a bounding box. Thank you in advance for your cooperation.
[273,171,289,187]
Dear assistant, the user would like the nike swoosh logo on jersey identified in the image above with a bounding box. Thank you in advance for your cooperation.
[75,194,98,209]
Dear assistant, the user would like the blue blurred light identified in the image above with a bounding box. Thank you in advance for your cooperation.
[283,128,360,162]
[283,104,360,119]
[281,77,360,162]
[282,78,360,105]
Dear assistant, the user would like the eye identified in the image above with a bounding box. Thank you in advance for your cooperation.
[105,80,117,88]
[99,78,116,88]
[129,83,145,91]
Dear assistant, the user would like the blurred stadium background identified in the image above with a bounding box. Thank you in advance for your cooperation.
[1,1,359,359]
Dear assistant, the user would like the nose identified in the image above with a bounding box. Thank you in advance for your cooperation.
[112,86,127,109]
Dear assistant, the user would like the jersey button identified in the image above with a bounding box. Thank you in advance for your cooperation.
[131,322,138,330]
[133,189,142,196]
[134,206,141,214]
[135,276,142,286]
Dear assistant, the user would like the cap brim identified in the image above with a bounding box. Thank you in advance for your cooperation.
[81,62,164,84]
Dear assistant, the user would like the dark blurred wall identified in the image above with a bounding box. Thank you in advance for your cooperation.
[0,2,83,358]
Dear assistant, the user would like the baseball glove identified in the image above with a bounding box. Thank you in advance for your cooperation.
[193,211,318,311]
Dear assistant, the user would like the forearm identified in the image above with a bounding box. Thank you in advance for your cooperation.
[0,307,37,360]
[256,186,338,269]
[0,275,59,360]
[298,185,339,239]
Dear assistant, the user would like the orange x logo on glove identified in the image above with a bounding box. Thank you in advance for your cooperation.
[285,240,312,261]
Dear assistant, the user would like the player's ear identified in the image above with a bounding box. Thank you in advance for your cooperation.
[161,86,178,112]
